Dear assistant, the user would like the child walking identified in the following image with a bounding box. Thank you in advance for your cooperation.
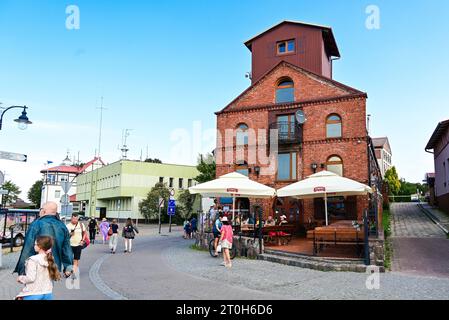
[219,216,234,268]
[16,236,61,300]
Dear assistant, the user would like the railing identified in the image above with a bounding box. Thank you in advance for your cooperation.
[269,121,302,144]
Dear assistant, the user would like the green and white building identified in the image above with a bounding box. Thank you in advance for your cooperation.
[76,160,199,220]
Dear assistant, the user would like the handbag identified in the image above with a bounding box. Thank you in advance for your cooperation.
[108,226,113,236]
[216,242,222,253]
[80,223,90,249]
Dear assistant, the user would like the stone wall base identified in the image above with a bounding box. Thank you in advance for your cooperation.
[195,232,263,259]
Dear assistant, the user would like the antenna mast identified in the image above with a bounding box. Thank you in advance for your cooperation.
[120,129,132,159]
[97,96,107,158]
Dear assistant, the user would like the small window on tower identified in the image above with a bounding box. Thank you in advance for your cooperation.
[277,39,295,55]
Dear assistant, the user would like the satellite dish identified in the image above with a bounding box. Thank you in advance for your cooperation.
[295,110,306,124]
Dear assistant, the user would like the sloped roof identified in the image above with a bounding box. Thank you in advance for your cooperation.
[79,157,105,173]
[216,60,366,115]
[372,137,391,155]
[372,137,388,148]
[244,20,340,57]
[40,157,105,174]
[426,119,449,150]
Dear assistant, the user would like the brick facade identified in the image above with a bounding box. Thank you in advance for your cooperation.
[214,24,376,232]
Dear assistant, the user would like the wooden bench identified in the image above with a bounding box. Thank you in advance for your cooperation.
[307,227,365,256]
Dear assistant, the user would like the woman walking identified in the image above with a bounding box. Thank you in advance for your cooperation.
[88,217,98,244]
[99,218,109,244]
[16,236,61,300]
[109,219,119,254]
[219,216,234,268]
[122,218,139,253]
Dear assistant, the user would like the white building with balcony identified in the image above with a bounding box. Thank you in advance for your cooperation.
[40,156,104,213]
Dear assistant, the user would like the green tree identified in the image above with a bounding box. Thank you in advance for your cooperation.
[138,182,170,222]
[1,180,21,206]
[144,158,162,164]
[27,180,43,207]
[195,153,216,183]
[178,189,195,219]
[384,167,401,195]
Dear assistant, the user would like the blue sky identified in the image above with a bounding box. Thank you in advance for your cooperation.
[0,0,448,197]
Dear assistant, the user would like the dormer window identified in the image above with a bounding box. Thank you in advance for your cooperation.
[277,39,295,55]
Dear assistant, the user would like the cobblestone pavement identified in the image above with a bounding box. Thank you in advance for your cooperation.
[390,203,449,278]
[1,222,449,300]
[391,203,445,238]
[420,203,449,232]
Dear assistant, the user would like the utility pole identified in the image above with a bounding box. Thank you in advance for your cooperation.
[97,97,107,158]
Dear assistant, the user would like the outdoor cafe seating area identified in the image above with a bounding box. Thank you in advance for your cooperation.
[189,170,374,261]
[236,218,365,258]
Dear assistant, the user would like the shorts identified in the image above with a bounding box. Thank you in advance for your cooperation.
[221,240,233,249]
[71,245,83,260]
[213,232,221,239]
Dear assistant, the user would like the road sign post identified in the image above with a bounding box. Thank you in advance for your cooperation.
[168,199,176,233]
[158,197,164,234]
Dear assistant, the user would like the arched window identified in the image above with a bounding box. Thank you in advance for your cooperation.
[326,114,342,138]
[236,123,249,145]
[276,78,294,103]
[326,155,343,176]
[235,160,249,176]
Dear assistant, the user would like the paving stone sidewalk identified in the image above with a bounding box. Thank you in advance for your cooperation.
[391,203,445,238]
[390,203,449,278]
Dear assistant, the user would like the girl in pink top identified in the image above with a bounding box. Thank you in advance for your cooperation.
[219,216,234,268]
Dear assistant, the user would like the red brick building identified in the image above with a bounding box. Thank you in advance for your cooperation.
[215,21,382,234]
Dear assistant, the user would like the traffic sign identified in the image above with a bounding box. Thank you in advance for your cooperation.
[168,199,176,207]
[0,189,8,195]
[61,181,72,194]
[158,197,165,208]
[168,206,176,216]
[0,151,27,162]
[60,194,69,204]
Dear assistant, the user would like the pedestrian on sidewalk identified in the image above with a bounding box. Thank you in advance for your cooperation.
[88,217,98,244]
[99,218,110,244]
[191,216,198,237]
[14,202,73,278]
[109,219,119,254]
[122,218,139,253]
[184,220,192,239]
[66,213,87,277]
[16,235,61,300]
[219,216,233,268]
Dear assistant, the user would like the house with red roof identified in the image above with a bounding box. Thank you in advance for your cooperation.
[40,155,105,214]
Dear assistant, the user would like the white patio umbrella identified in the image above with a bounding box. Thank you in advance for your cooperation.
[188,172,276,221]
[277,171,373,226]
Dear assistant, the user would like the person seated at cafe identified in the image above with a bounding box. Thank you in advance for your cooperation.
[278,215,288,226]
[243,214,255,225]
[265,216,276,226]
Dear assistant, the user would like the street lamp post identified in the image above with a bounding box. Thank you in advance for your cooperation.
[0,106,32,131]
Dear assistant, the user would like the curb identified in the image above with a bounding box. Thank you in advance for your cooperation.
[417,203,449,235]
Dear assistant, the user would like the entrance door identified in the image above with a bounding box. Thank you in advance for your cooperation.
[99,208,107,220]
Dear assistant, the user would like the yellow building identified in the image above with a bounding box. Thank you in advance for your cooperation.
[76,160,199,220]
